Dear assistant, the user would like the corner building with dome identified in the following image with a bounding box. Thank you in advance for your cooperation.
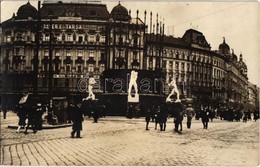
[1,1,254,115]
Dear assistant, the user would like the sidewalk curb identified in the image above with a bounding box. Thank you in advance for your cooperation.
[7,124,72,129]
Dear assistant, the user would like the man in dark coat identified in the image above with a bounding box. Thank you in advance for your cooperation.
[67,101,74,123]
[154,106,160,130]
[174,102,184,132]
[185,103,194,129]
[201,107,209,129]
[16,104,27,133]
[24,105,37,134]
[71,103,84,138]
[145,109,151,130]
[35,103,44,130]
[160,103,168,131]
[92,100,99,123]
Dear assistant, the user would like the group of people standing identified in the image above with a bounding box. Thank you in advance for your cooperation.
[15,103,44,134]
[144,102,195,133]
[68,99,107,138]
[144,101,216,133]
[144,101,259,133]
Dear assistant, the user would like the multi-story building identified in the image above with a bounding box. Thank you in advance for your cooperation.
[148,29,214,109]
[1,2,146,104]
[248,82,258,111]
[1,1,255,114]
[1,1,161,115]
[218,38,248,108]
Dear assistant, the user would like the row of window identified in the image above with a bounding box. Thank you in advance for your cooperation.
[213,59,225,69]
[44,49,100,58]
[42,33,106,43]
[163,60,191,72]
[163,49,188,60]
[41,63,105,73]
[4,62,105,73]
[213,68,225,79]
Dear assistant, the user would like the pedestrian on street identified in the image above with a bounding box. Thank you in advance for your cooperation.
[2,105,7,119]
[35,103,44,130]
[24,105,37,134]
[15,104,27,133]
[185,103,194,129]
[92,100,99,123]
[154,106,160,130]
[71,103,84,138]
[127,104,134,119]
[145,109,151,130]
[253,110,259,121]
[209,109,215,122]
[151,105,156,122]
[243,112,247,123]
[67,100,74,123]
[174,102,184,133]
[201,107,209,129]
[160,103,168,131]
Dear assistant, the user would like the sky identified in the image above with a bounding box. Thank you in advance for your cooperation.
[1,1,259,87]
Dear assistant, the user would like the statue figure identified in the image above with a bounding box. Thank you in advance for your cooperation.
[128,70,139,103]
[19,93,29,104]
[83,77,96,101]
[166,79,181,103]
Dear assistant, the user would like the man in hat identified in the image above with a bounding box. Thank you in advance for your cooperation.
[185,103,195,129]
[71,103,84,138]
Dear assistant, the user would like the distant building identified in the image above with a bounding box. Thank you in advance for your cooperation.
[248,82,258,111]
[218,38,248,108]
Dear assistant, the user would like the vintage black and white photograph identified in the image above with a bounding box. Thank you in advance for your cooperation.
[0,0,259,166]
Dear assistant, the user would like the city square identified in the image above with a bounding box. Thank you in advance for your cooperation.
[0,1,259,166]
[1,112,259,166]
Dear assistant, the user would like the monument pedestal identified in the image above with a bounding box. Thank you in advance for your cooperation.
[128,94,139,103]
[166,97,181,103]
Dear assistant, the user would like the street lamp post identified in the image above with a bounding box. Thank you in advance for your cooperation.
[33,1,41,94]
[47,17,54,123]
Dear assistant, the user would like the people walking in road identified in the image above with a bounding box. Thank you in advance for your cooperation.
[201,107,209,129]
[185,103,194,129]
[71,103,84,138]
[24,105,37,134]
[145,109,151,130]
[15,104,27,133]
[174,102,184,133]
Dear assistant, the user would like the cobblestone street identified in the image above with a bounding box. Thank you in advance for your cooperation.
[1,112,259,166]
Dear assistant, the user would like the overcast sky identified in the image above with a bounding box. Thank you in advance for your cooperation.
[1,1,259,87]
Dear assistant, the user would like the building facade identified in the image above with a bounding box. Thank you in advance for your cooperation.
[218,38,248,109]
[248,82,258,111]
[1,1,255,113]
